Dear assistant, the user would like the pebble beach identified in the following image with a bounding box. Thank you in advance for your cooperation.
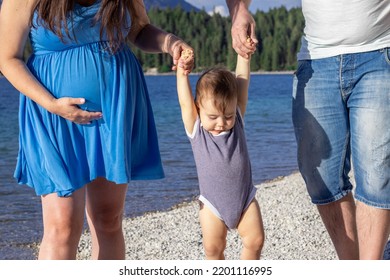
[76,172,340,260]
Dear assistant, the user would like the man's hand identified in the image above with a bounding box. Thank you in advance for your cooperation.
[228,0,258,57]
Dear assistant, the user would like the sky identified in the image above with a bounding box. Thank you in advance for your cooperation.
[186,0,301,16]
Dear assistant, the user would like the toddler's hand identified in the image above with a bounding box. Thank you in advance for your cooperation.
[177,49,195,75]
[241,36,254,60]
[181,49,193,60]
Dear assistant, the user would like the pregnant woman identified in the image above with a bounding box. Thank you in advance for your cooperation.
[0,0,193,259]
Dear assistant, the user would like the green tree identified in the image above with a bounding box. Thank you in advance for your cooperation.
[23,7,305,72]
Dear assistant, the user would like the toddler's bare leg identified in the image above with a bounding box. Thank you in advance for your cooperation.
[199,202,227,260]
[237,199,265,260]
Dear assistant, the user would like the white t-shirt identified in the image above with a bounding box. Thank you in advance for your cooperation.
[298,0,390,59]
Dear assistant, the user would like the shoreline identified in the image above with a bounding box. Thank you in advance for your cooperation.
[143,70,294,76]
[1,71,294,82]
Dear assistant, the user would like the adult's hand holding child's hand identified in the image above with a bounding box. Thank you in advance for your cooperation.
[177,49,195,75]
[164,34,194,75]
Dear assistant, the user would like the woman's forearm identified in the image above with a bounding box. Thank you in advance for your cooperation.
[132,24,172,53]
[0,57,57,110]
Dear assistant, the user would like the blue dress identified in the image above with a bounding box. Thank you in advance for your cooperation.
[14,1,164,196]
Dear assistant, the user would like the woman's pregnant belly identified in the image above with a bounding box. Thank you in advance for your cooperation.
[28,43,115,112]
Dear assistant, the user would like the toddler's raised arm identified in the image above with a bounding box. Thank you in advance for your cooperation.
[176,50,198,134]
[236,48,251,117]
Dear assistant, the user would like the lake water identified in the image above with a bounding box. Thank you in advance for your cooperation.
[0,73,297,259]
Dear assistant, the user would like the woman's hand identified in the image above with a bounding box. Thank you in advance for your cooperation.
[49,97,103,124]
[165,34,194,75]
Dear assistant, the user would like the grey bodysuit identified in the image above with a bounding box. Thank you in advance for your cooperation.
[187,110,256,229]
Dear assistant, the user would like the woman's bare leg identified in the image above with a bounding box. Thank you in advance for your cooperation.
[38,187,86,259]
[85,177,128,260]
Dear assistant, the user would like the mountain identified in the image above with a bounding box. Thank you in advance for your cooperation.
[144,0,200,12]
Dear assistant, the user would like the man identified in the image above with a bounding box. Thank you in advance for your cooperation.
[226,0,390,260]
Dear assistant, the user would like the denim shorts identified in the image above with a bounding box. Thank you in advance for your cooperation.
[292,48,390,209]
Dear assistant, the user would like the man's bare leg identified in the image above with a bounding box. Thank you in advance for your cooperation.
[317,193,359,259]
[356,201,390,260]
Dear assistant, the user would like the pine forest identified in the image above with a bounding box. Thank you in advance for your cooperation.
[23,6,305,73]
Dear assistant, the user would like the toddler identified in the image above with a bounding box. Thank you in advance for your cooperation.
[176,49,265,260]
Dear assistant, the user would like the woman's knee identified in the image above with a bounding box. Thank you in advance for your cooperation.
[87,207,124,234]
[43,220,83,246]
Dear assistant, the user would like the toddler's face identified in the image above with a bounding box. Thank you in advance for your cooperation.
[198,96,237,135]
